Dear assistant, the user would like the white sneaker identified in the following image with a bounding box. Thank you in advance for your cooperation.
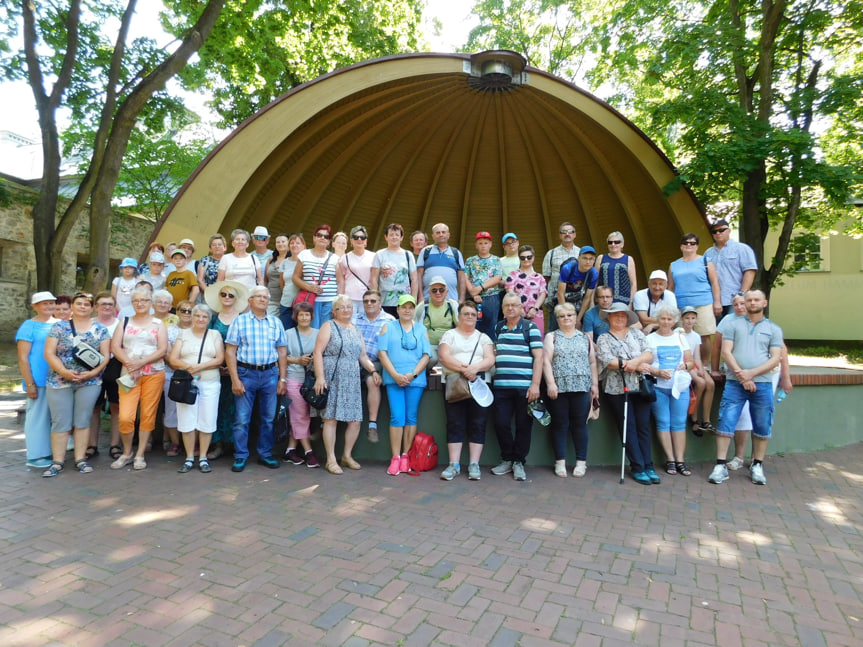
[750,462,767,485]
[554,460,567,477]
[491,460,513,476]
[512,461,526,481]
[708,464,729,484]
[726,456,745,471]
[572,461,587,478]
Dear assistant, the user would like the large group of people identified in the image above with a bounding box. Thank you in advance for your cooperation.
[16,219,792,487]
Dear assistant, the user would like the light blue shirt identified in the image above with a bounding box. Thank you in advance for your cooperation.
[704,239,757,306]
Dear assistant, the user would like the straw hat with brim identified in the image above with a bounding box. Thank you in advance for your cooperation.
[205,280,249,313]
[599,302,639,326]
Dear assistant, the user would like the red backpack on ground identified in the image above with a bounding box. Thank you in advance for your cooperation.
[408,432,439,473]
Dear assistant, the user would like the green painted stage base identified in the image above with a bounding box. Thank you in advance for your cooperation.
[332,382,863,469]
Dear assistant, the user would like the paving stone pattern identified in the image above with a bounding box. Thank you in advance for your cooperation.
[0,394,861,646]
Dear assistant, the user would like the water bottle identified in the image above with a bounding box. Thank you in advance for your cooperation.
[476,302,483,320]
[775,388,787,403]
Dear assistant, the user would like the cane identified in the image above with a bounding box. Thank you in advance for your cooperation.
[618,358,628,484]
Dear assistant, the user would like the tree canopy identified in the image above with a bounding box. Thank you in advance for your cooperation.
[469,0,863,295]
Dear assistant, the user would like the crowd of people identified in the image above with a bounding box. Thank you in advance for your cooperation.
[16,220,792,486]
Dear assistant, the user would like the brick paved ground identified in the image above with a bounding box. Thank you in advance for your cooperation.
[0,393,861,646]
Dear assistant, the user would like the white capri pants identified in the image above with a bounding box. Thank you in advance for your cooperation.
[175,379,221,434]
[163,371,178,428]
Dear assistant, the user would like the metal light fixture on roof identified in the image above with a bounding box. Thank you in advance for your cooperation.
[466,50,528,92]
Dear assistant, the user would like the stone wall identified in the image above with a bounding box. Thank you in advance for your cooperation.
[0,179,154,341]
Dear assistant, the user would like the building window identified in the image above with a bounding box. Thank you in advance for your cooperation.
[789,233,828,272]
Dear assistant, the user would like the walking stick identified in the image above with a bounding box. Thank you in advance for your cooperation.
[619,358,628,484]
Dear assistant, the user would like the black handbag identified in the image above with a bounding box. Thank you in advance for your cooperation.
[639,374,657,402]
[298,324,342,410]
[168,331,208,404]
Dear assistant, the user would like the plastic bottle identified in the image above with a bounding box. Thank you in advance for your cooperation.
[775,388,787,403]
[476,302,483,320]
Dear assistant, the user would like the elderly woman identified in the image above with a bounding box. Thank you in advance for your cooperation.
[337,225,375,314]
[378,294,431,475]
[169,304,225,473]
[596,302,656,485]
[265,233,290,317]
[110,288,168,470]
[278,233,306,330]
[645,304,694,476]
[596,231,638,305]
[88,291,120,460]
[312,294,380,474]
[43,292,111,477]
[218,228,264,293]
[543,302,599,478]
[437,300,496,481]
[16,292,58,468]
[668,233,721,367]
[282,301,321,467]
[202,280,247,460]
[294,224,338,328]
[162,299,194,457]
[197,233,227,297]
[504,244,548,335]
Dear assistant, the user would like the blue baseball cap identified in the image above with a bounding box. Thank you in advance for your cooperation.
[579,245,596,256]
[502,232,518,243]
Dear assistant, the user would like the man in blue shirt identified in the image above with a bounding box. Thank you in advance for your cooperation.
[416,223,466,302]
[225,286,288,472]
[556,246,598,328]
[490,292,544,482]
[353,289,395,443]
[582,285,614,341]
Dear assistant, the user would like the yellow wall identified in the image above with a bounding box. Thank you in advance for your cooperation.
[768,227,863,340]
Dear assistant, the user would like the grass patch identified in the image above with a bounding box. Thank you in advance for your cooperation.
[786,340,863,365]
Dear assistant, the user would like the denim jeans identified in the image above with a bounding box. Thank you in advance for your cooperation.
[232,365,279,459]
[651,386,690,432]
[476,291,502,341]
[547,390,591,461]
[492,387,533,463]
[718,380,774,439]
[312,300,333,329]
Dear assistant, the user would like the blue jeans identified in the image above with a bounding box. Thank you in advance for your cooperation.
[492,387,533,463]
[547,390,591,461]
[312,300,333,329]
[280,305,296,331]
[718,380,774,439]
[651,387,690,432]
[232,365,279,459]
[476,292,502,341]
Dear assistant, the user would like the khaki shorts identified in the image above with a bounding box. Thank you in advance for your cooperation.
[692,304,717,336]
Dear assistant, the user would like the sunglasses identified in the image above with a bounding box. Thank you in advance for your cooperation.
[219,292,236,298]
[682,240,698,246]
[253,235,268,240]
[430,287,446,294]
[607,240,622,245]
[315,233,331,239]
[559,229,575,234]
[712,228,729,234]
[178,308,192,314]
[352,235,367,241]
[519,255,533,261]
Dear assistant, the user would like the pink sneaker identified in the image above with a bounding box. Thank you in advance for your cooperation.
[387,456,401,475]
[399,454,410,473]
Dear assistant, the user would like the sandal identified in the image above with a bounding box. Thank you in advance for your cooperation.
[675,462,692,476]
[177,459,194,474]
[699,421,716,434]
[75,459,94,474]
[206,445,223,460]
[665,461,678,475]
[109,445,122,460]
[84,445,99,459]
[133,456,147,470]
[166,443,180,457]
[42,461,64,478]
[325,461,343,475]
[690,419,704,437]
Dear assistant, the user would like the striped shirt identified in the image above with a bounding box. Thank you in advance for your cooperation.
[493,318,543,391]
[225,311,287,366]
[353,310,395,361]
[298,250,338,302]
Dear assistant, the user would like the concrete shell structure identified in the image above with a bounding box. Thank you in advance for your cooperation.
[156,51,708,278]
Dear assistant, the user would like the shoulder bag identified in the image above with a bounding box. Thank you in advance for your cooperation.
[168,330,208,405]
[445,334,481,402]
[294,253,333,306]
[299,324,342,410]
[69,319,104,370]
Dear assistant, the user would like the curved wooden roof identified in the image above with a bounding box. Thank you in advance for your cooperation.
[156,51,707,278]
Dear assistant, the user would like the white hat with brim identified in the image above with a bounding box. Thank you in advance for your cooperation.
[599,302,640,326]
[468,378,494,407]
[205,280,249,313]
[31,291,56,305]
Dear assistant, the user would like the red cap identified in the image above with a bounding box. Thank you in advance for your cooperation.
[475,231,492,241]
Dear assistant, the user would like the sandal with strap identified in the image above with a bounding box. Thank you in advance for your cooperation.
[699,421,716,434]
[42,461,64,478]
[75,459,94,474]
[84,445,99,459]
[109,445,122,460]
[665,461,678,475]
[675,462,692,476]
[690,419,704,437]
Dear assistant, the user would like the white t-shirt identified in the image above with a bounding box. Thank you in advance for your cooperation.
[218,253,259,292]
[646,331,690,389]
[372,248,416,306]
[439,328,493,381]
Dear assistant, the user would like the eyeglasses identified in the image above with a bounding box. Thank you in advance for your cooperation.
[400,325,418,351]
[682,240,698,246]
[430,287,446,294]
[460,311,477,317]
[352,235,367,241]
[362,299,379,304]
[97,302,114,307]
[607,240,622,245]
[559,229,576,234]
[315,233,331,239]
[251,295,269,299]
[712,228,729,234]
[519,255,533,261]
[132,299,151,304]
[178,308,193,314]
[334,305,353,311]
[219,292,236,298]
